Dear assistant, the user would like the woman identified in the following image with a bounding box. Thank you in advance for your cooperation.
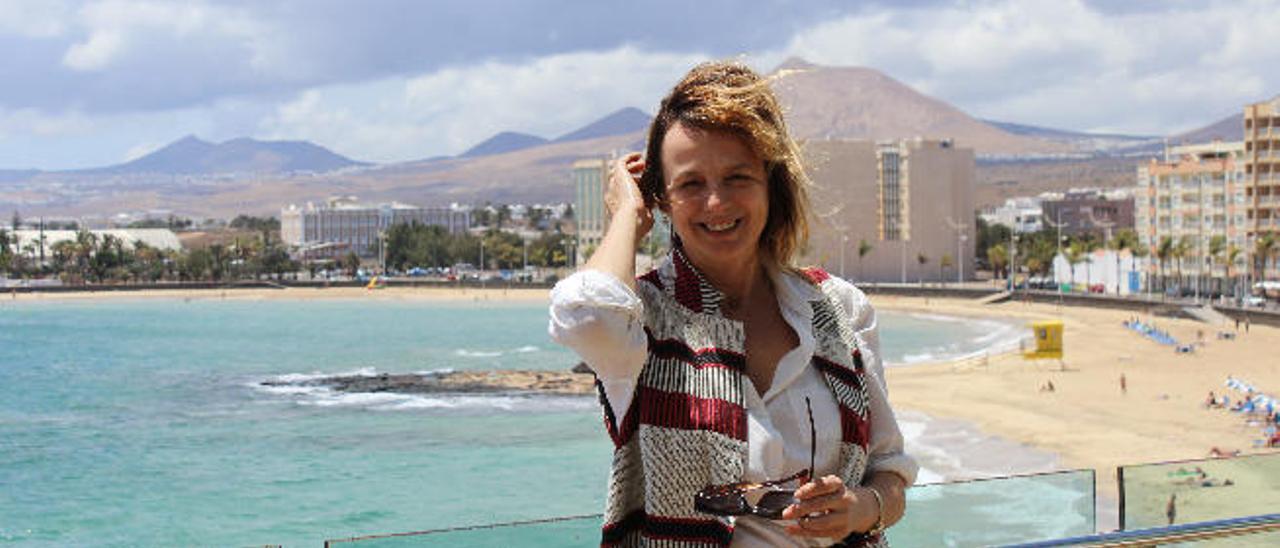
[549,61,917,547]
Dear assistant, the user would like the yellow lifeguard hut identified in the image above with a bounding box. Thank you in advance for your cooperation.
[1024,320,1064,362]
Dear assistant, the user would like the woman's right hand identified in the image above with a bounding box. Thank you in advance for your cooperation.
[605,152,654,245]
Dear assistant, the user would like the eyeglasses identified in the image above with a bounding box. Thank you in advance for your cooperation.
[693,397,815,520]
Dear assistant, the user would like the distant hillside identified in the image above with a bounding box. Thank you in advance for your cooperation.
[1169,113,1242,145]
[982,119,1154,141]
[460,132,549,158]
[554,107,651,143]
[85,135,368,175]
[769,58,1071,155]
[0,169,41,184]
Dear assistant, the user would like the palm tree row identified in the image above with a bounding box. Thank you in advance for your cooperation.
[0,229,298,284]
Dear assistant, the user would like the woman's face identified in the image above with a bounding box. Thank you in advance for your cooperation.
[660,122,769,270]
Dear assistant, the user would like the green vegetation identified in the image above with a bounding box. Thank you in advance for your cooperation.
[382,222,574,271]
[0,228,297,284]
[228,215,280,232]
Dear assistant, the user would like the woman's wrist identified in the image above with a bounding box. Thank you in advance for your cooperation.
[846,486,882,534]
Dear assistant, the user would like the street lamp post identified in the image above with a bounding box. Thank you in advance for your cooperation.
[840,235,848,279]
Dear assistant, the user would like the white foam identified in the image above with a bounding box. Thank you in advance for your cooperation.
[267,366,379,383]
[454,349,503,358]
[513,345,540,353]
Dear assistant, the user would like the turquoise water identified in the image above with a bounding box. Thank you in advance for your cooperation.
[0,298,1016,547]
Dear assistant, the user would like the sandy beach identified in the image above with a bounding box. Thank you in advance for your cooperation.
[874,295,1280,503]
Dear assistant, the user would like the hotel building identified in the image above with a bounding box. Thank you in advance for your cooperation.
[571,158,609,266]
[1133,141,1249,283]
[1245,96,1280,279]
[280,196,469,259]
[805,138,975,283]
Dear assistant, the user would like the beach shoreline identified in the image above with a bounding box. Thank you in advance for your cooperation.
[10,286,1277,522]
[3,285,552,303]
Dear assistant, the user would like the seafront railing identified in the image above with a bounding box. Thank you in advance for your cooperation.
[320,453,1280,547]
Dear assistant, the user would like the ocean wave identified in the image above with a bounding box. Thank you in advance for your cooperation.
[454,349,503,358]
[887,314,1025,366]
[266,367,378,384]
[513,345,541,353]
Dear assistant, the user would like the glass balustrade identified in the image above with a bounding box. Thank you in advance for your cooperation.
[1117,453,1280,532]
[324,470,1097,547]
[317,456,1280,547]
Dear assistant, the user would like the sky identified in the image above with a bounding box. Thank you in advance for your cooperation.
[2,0,1279,171]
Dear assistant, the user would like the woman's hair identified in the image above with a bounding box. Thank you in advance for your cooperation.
[640,60,811,267]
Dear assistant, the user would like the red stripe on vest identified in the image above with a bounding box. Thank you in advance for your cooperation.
[836,402,871,449]
[800,267,831,284]
[673,253,705,312]
[646,329,747,372]
[638,269,663,291]
[637,385,747,441]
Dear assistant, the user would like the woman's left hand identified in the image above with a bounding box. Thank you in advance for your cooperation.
[781,475,878,539]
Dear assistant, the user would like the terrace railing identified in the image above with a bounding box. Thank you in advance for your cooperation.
[320,454,1280,547]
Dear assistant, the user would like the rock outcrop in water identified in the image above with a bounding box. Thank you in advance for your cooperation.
[261,368,596,397]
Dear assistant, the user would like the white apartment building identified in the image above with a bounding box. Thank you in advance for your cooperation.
[281,196,470,258]
[980,196,1045,233]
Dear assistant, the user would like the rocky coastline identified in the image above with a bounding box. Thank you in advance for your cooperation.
[260,367,597,397]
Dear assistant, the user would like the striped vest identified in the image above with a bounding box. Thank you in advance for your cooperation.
[596,248,884,547]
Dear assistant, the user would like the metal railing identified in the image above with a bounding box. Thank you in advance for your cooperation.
[1002,513,1280,547]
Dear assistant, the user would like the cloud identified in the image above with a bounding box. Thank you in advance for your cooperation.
[780,0,1280,133]
[61,0,278,72]
[0,0,72,38]
[260,46,706,163]
[0,107,94,139]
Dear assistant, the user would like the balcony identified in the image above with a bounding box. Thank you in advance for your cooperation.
[322,455,1280,547]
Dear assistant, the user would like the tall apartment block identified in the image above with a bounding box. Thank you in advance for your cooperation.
[805,138,975,282]
[1134,142,1249,283]
[1245,96,1280,279]
[281,196,470,259]
[571,158,608,266]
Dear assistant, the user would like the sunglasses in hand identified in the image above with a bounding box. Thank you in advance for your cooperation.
[693,397,816,520]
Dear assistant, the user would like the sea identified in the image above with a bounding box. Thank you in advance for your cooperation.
[0,297,1042,547]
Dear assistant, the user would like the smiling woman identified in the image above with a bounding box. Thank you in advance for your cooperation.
[549,61,918,547]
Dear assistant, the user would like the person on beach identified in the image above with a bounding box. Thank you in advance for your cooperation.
[549,61,917,546]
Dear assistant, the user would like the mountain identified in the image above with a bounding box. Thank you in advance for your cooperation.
[1169,113,1242,145]
[0,169,42,184]
[554,107,651,143]
[769,58,1070,155]
[88,135,368,175]
[459,131,549,158]
[982,119,1156,141]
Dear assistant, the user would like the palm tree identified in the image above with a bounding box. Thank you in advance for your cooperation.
[1207,235,1226,296]
[1225,244,1242,297]
[857,239,873,281]
[987,243,1008,281]
[1110,229,1139,295]
[1064,241,1086,291]
[1174,236,1193,296]
[1257,234,1278,283]
[916,252,928,285]
[1172,235,1192,295]
[0,228,11,276]
[1156,236,1175,294]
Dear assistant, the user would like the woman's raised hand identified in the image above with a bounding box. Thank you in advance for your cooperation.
[605,152,654,245]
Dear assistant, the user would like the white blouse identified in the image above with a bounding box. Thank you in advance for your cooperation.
[548,269,917,547]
